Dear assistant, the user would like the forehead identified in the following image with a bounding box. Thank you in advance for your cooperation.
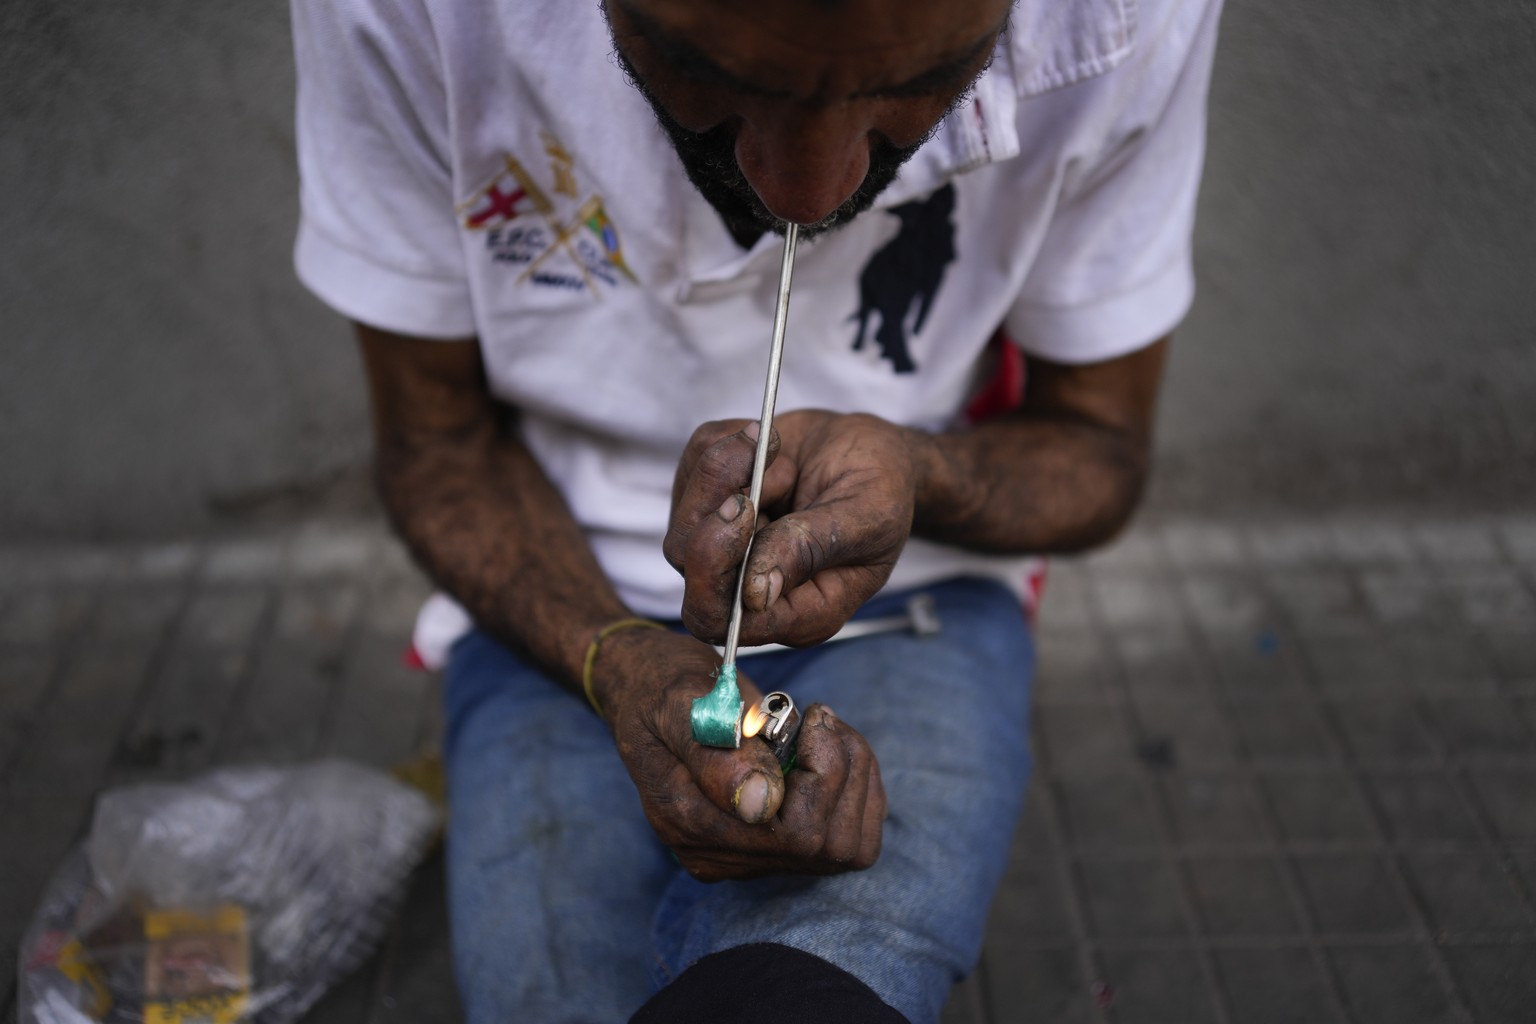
[614,0,1011,100]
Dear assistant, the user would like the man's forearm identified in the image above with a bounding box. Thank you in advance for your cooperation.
[909,409,1150,555]
[377,418,632,689]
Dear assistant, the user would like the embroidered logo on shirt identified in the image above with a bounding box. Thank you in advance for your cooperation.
[848,184,957,374]
[457,132,637,295]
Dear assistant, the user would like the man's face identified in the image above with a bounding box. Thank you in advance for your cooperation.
[605,0,1011,239]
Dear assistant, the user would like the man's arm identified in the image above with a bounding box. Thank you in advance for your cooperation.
[356,322,886,879]
[667,337,1169,645]
[913,336,1169,553]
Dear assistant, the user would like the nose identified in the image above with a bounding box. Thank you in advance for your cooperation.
[733,103,872,226]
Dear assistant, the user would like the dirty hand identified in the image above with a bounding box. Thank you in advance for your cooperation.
[591,629,886,881]
[665,410,918,648]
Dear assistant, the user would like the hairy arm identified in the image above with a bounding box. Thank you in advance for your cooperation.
[356,322,630,685]
[912,336,1169,553]
[357,322,885,878]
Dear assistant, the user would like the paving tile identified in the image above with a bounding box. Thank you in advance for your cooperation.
[1229,700,1338,762]
[1011,782,1058,859]
[1301,634,1407,696]
[980,944,1092,1024]
[1035,561,1095,632]
[1161,774,1266,846]
[1111,627,1217,701]
[1363,773,1483,842]
[1292,854,1413,934]
[1091,574,1187,630]
[118,587,269,780]
[1420,698,1535,758]
[327,576,436,767]
[1329,699,1437,761]
[1495,517,1536,563]
[1357,567,1448,625]
[1328,945,1460,1024]
[1130,700,1238,768]
[1260,771,1381,844]
[1055,774,1164,850]
[1440,566,1536,628]
[202,534,292,582]
[362,853,462,1024]
[1185,855,1299,936]
[1078,859,1187,938]
[290,523,380,578]
[1034,628,1117,704]
[1037,703,1140,775]
[0,590,93,648]
[1265,569,1374,634]
[1160,522,1248,570]
[1213,948,1345,1024]
[1180,574,1277,635]
[1443,945,1536,1024]
[1466,769,1536,840]
[89,585,183,648]
[1330,522,1418,565]
[1084,529,1168,572]
[1100,949,1218,1024]
[7,641,163,806]
[0,795,89,976]
[1403,850,1535,933]
[1483,629,1536,684]
[1204,631,1309,697]
[1246,523,1337,566]
[222,582,361,763]
[0,653,55,771]
[1412,522,1503,564]
[1393,632,1502,695]
[988,858,1076,942]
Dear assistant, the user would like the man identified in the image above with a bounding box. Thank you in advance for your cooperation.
[291,0,1221,1019]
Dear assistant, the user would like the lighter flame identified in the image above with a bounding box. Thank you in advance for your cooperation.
[741,700,769,739]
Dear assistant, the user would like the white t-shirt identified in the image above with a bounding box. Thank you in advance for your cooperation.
[293,0,1221,619]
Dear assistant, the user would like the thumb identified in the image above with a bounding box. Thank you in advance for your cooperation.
[665,674,785,824]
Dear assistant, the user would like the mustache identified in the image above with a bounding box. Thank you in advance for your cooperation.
[610,44,926,240]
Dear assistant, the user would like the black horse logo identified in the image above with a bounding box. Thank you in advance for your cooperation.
[849,184,956,374]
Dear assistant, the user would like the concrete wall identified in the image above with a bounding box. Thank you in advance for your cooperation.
[2,0,1533,540]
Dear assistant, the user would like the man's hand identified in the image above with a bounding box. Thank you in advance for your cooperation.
[594,629,886,881]
[666,410,918,648]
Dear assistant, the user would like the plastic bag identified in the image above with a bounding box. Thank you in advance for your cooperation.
[18,759,441,1024]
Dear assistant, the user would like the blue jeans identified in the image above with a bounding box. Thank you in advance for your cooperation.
[443,577,1034,1024]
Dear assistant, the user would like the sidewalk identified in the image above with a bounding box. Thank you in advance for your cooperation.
[3,513,1534,1023]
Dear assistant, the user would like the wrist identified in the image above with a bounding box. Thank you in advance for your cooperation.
[904,426,984,540]
[587,624,679,724]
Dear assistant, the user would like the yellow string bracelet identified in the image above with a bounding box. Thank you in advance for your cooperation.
[582,618,665,716]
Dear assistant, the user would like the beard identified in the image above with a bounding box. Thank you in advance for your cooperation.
[612,47,928,242]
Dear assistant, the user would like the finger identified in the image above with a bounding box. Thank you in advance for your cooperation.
[677,503,757,642]
[815,711,878,866]
[654,673,786,825]
[776,704,853,862]
[857,755,887,868]
[742,502,906,616]
[663,421,778,572]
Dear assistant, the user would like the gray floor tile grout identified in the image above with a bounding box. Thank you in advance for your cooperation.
[0,589,103,791]
[1080,557,1238,1024]
[1247,563,1479,1023]
[1031,770,1112,1024]
[1157,546,1361,1024]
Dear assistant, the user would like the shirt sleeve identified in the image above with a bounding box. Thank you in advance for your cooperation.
[291,0,477,338]
[1004,0,1222,365]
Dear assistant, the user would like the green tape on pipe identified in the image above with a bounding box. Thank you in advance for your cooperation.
[691,663,743,748]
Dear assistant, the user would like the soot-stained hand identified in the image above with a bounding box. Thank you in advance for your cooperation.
[665,411,918,648]
[594,629,886,881]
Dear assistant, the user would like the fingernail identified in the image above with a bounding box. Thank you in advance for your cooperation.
[734,772,772,823]
[717,494,744,521]
[742,421,760,442]
[765,568,784,607]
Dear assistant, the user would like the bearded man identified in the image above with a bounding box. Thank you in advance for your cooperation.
[291,0,1221,1019]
